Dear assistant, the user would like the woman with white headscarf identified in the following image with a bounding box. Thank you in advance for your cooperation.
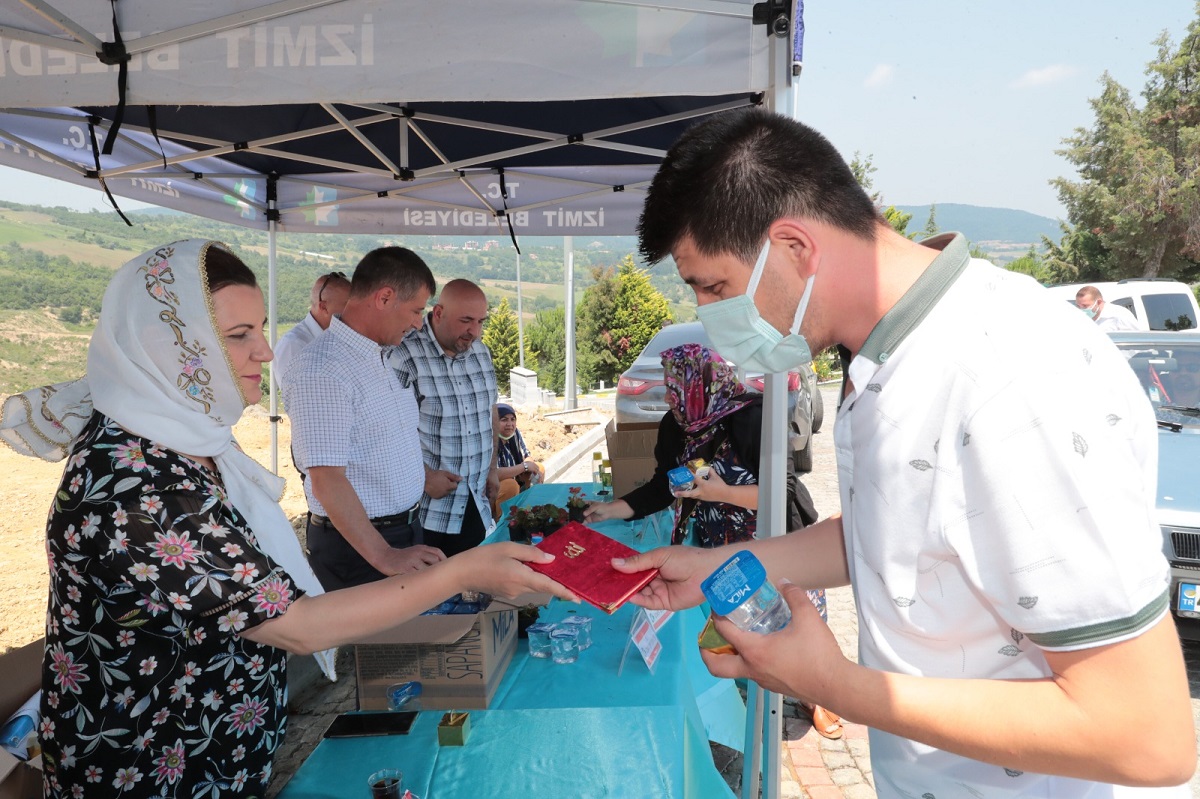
[0,240,573,798]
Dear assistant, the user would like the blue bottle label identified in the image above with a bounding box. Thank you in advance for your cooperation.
[700,550,768,617]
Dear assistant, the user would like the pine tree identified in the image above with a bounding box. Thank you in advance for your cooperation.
[481,297,526,395]
[610,255,673,376]
[527,307,566,394]
[1053,11,1200,280]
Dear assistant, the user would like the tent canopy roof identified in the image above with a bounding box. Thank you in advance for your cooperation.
[0,0,791,235]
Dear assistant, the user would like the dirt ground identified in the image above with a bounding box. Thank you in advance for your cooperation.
[0,406,580,654]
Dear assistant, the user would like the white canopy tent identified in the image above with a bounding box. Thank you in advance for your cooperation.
[0,2,807,796]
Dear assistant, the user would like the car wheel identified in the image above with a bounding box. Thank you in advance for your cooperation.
[810,381,825,434]
[794,438,814,474]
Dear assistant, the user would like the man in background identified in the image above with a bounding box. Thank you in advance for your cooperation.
[273,271,351,390]
[1075,285,1145,332]
[391,279,498,556]
[285,247,444,590]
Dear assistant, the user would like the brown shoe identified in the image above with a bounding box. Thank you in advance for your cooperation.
[810,705,843,740]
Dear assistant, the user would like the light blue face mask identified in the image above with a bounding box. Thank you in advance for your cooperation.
[695,238,816,374]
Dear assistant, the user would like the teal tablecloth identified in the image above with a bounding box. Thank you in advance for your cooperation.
[278,483,742,799]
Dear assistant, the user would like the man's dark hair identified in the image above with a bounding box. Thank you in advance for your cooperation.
[203,242,257,293]
[350,246,437,301]
[638,108,881,265]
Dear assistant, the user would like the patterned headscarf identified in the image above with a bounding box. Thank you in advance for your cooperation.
[661,343,755,465]
[0,240,335,679]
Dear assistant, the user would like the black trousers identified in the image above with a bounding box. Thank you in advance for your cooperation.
[306,513,422,591]
[421,499,486,557]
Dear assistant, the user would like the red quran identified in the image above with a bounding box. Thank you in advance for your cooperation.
[527,522,659,614]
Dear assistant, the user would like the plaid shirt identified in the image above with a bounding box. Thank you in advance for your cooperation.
[389,316,497,535]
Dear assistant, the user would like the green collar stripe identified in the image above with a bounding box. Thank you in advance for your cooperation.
[1024,590,1169,649]
[859,233,971,365]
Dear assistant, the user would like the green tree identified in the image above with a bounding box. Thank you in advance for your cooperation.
[609,255,673,375]
[849,151,915,238]
[883,206,914,238]
[1004,246,1054,283]
[575,267,621,388]
[922,204,939,239]
[574,258,673,388]
[1053,10,1200,280]
[526,307,566,394]
[481,297,527,395]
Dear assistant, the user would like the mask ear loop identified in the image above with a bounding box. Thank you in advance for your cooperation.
[745,238,772,299]
[789,270,816,335]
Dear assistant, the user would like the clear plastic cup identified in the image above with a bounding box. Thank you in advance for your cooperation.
[526,623,555,658]
[700,551,792,634]
[550,626,580,663]
[559,615,592,650]
[367,769,403,798]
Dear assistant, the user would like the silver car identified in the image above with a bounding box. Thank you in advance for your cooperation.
[1110,331,1200,640]
[614,322,818,472]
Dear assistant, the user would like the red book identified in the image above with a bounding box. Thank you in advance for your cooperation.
[527,522,659,614]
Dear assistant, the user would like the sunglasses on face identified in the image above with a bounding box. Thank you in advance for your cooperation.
[318,271,347,303]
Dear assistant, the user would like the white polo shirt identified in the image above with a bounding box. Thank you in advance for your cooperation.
[1096,301,1146,332]
[837,234,1179,797]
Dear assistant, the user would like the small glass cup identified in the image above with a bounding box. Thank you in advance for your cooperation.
[550,626,580,664]
[559,615,592,650]
[367,769,403,799]
[526,623,555,658]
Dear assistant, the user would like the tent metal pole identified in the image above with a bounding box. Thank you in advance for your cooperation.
[742,684,764,799]
[750,10,798,799]
[266,175,280,475]
[562,237,577,410]
[516,252,525,368]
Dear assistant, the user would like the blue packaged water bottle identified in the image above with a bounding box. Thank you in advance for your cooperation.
[700,551,791,634]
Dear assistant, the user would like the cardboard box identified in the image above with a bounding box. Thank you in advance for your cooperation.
[0,639,44,799]
[354,601,518,711]
[605,418,660,497]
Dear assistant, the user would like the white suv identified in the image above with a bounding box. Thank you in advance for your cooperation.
[1044,279,1199,331]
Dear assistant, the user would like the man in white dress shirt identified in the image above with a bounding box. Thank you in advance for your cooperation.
[1075,285,1146,332]
[272,271,351,391]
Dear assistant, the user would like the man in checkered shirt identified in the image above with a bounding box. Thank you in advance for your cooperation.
[390,279,499,556]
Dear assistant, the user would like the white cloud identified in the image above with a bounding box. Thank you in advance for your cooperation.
[1010,64,1080,89]
[863,64,895,89]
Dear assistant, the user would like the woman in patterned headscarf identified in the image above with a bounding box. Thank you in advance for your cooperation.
[0,240,575,797]
[584,343,841,737]
[585,343,815,546]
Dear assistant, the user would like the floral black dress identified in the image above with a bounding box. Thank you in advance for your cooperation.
[39,413,301,798]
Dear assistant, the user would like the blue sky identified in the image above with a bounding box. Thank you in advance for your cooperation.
[0,0,1195,220]
[795,0,1198,219]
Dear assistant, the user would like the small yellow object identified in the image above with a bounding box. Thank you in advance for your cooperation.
[438,711,471,746]
[697,613,737,656]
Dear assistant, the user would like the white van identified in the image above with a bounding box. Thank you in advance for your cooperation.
[1044,279,1200,331]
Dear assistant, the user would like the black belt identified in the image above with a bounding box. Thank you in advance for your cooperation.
[309,503,420,529]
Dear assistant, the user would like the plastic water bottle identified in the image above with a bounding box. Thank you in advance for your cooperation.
[700,551,791,634]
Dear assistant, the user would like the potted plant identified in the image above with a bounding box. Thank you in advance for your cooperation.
[516,603,545,638]
[506,506,535,544]
[566,486,587,523]
[536,504,568,537]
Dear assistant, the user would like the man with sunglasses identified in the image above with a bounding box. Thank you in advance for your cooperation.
[273,271,352,391]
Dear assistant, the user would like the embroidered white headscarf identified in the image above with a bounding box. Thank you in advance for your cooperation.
[0,240,335,680]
